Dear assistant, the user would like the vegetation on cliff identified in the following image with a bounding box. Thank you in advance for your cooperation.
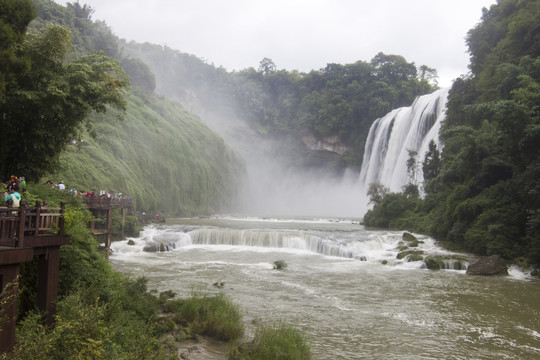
[364,0,540,267]
[122,42,438,170]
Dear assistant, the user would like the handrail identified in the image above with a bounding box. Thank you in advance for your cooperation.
[0,200,65,248]
[83,197,132,207]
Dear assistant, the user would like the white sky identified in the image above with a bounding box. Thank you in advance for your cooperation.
[54,0,496,88]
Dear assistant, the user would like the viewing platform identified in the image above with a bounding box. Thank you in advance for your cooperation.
[0,200,69,353]
[83,197,133,254]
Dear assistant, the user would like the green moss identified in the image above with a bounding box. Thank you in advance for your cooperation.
[424,256,443,270]
[396,250,423,260]
[407,253,424,262]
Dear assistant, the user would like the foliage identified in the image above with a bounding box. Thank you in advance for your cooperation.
[229,321,311,360]
[367,182,390,207]
[0,0,35,93]
[162,292,244,342]
[0,2,129,180]
[13,290,174,360]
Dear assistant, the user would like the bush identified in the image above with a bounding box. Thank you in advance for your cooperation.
[162,292,244,342]
[229,321,311,360]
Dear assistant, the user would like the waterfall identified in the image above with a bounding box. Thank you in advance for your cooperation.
[359,88,449,192]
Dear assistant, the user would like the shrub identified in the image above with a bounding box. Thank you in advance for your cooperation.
[229,321,311,360]
[163,292,244,342]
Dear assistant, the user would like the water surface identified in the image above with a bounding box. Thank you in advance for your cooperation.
[110,216,540,359]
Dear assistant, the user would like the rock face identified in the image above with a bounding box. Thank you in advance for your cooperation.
[466,255,508,276]
[302,134,351,155]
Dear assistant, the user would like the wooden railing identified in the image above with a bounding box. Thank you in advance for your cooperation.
[83,197,132,207]
[0,200,65,248]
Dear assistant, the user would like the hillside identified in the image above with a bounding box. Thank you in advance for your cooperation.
[54,91,244,215]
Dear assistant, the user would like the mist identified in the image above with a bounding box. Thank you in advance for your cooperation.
[188,99,369,219]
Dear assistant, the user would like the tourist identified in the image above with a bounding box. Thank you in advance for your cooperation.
[18,176,26,190]
[58,181,65,191]
[7,176,18,191]
[4,187,21,208]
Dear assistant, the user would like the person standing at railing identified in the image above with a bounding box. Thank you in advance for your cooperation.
[4,186,21,207]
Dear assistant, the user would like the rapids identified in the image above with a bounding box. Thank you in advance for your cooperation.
[110,216,540,359]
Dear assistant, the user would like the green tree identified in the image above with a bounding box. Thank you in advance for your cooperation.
[367,182,389,207]
[258,57,276,75]
[0,0,35,93]
[422,140,441,183]
[0,22,129,180]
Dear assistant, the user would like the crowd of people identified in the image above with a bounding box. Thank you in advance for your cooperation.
[45,180,133,203]
[3,176,132,208]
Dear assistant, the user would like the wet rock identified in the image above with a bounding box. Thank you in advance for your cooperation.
[397,250,423,260]
[466,255,508,276]
[424,256,444,270]
[402,232,419,247]
[402,232,417,242]
[425,255,470,270]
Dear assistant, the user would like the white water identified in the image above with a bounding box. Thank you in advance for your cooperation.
[359,88,449,192]
[110,216,540,359]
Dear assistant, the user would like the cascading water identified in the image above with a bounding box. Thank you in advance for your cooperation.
[359,88,450,192]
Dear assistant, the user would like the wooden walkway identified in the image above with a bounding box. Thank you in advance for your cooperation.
[0,201,69,353]
[84,197,132,255]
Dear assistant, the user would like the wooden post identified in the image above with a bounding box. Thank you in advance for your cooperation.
[34,201,42,235]
[106,208,113,257]
[37,247,61,326]
[17,202,27,248]
[0,265,20,353]
[121,207,127,238]
[58,202,65,235]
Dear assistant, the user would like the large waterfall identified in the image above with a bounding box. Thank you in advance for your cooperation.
[359,88,450,192]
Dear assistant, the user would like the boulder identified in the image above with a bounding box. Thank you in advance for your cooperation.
[402,232,417,242]
[466,255,508,276]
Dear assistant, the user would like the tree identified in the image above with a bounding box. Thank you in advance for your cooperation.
[419,65,438,88]
[258,57,276,75]
[0,0,35,93]
[406,149,419,185]
[367,182,389,207]
[422,140,441,182]
[0,23,129,180]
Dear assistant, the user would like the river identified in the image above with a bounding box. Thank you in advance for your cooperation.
[110,216,540,359]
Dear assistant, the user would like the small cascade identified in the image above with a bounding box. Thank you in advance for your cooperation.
[189,228,368,260]
[359,88,450,192]
[121,223,475,271]
[139,226,410,260]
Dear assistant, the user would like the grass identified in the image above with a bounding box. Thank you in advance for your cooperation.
[162,292,244,342]
[229,321,312,360]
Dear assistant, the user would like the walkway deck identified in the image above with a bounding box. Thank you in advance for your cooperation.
[0,201,69,353]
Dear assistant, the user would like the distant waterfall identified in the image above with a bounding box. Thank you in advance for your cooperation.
[359,88,449,192]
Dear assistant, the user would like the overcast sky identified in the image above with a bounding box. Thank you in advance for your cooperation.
[54,0,496,88]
